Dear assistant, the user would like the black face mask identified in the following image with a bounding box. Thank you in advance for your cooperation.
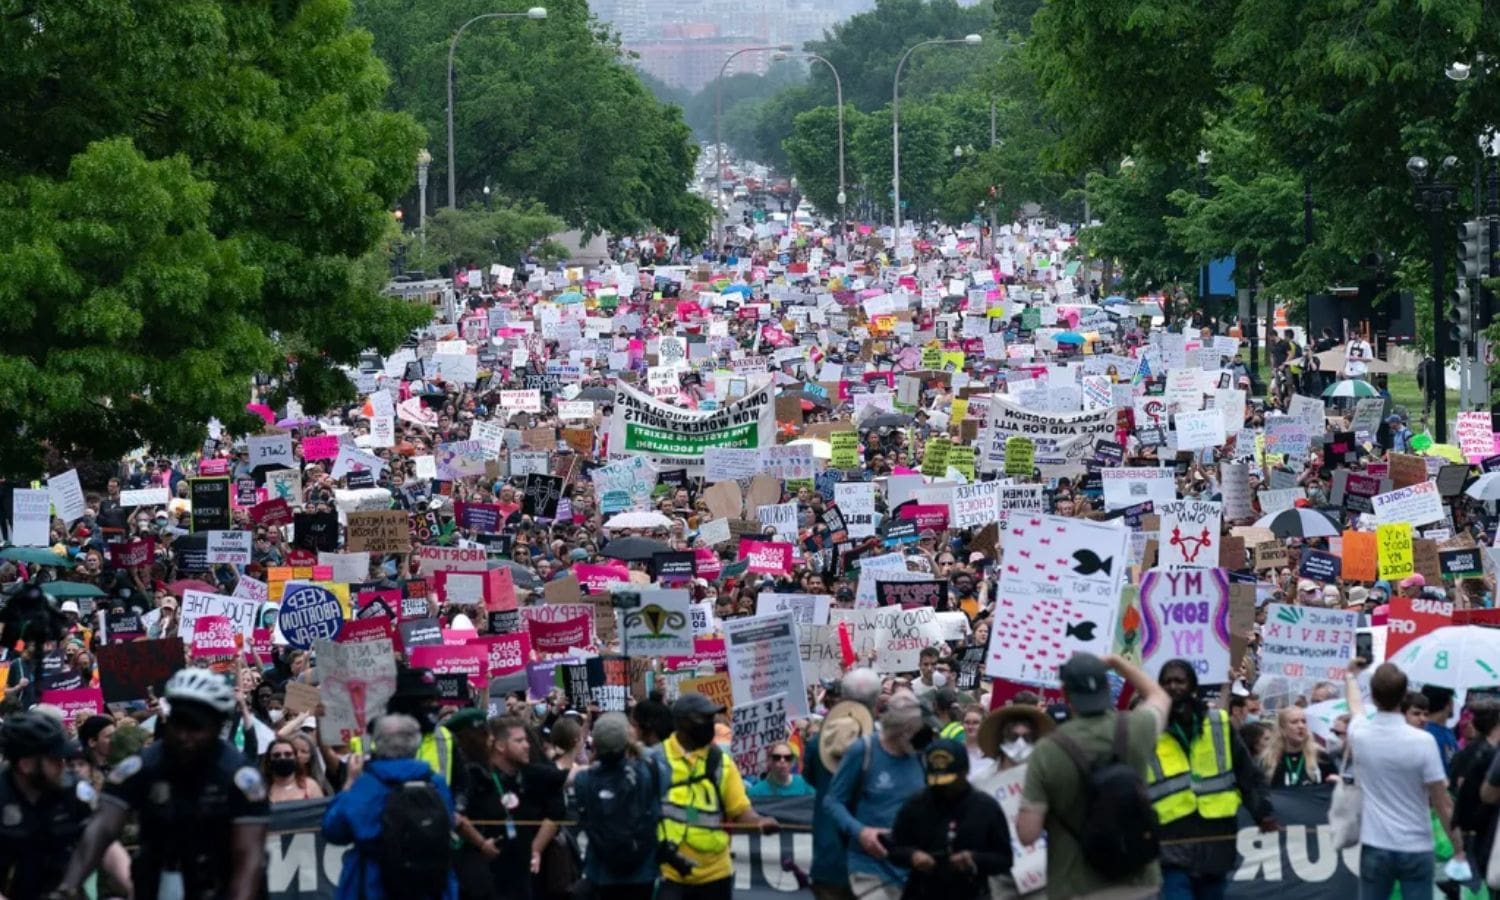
[682,718,716,748]
[269,758,298,778]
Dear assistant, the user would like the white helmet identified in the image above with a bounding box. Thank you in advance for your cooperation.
[163,669,237,717]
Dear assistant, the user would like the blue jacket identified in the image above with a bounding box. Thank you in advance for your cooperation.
[322,758,458,900]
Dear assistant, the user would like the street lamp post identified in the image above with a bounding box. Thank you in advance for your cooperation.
[892,34,981,237]
[1196,149,1211,320]
[1410,154,1460,442]
[447,7,547,209]
[416,148,432,250]
[714,44,794,251]
[776,51,846,238]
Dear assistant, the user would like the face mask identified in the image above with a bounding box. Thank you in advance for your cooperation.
[533,703,548,718]
[1243,713,1260,726]
[269,758,298,778]
[268,710,285,724]
[1000,738,1034,762]
[930,672,948,688]
[684,719,717,748]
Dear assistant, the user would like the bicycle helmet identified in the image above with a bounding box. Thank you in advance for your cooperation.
[3,710,67,759]
[163,668,237,717]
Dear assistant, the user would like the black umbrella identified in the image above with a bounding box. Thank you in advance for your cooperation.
[577,386,615,403]
[1251,508,1340,539]
[860,413,914,430]
[600,536,671,562]
[488,558,542,590]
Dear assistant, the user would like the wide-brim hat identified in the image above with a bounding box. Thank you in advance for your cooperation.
[818,700,874,773]
[978,704,1054,759]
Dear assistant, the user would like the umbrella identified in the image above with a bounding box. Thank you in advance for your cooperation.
[600,536,671,561]
[1102,295,1128,305]
[1053,331,1087,345]
[165,579,219,595]
[1387,625,1500,690]
[577,386,615,403]
[42,582,105,599]
[1251,508,1339,538]
[0,547,72,567]
[1467,472,1500,500]
[860,413,914,430]
[604,511,675,530]
[246,403,276,426]
[1322,379,1381,399]
[788,437,833,460]
[487,558,542,590]
[276,416,319,429]
[556,291,585,304]
[721,284,753,297]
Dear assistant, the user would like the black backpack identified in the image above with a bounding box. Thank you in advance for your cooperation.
[1050,713,1160,880]
[377,772,453,899]
[577,757,663,876]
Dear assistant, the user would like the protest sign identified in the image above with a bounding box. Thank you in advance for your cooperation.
[207,530,253,565]
[679,673,734,711]
[1138,568,1231,680]
[345,511,410,554]
[833,482,876,538]
[738,540,792,575]
[316,637,397,745]
[48,469,87,524]
[619,588,694,656]
[414,545,487,575]
[97,639,184,703]
[1298,549,1341,583]
[830,431,860,469]
[731,693,789,780]
[1458,411,1494,462]
[41,688,106,722]
[1377,522,1415,580]
[1258,604,1358,683]
[1372,482,1444,528]
[1342,530,1378,582]
[119,486,171,508]
[1158,500,1222,568]
[1100,467,1176,510]
[723,612,808,717]
[11,489,50,546]
[982,398,1116,472]
[593,455,655,513]
[188,477,231,531]
[756,592,832,626]
[1386,595,1454,657]
[180,590,259,643]
[191,615,238,658]
[277,584,346,649]
[950,481,1001,529]
[609,381,775,475]
[876,579,948,609]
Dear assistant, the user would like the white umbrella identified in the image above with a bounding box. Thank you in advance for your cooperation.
[1251,508,1340,538]
[1466,472,1500,501]
[603,510,674,530]
[1387,625,1500,690]
[788,437,833,460]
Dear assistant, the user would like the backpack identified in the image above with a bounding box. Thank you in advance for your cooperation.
[1050,713,1160,880]
[377,772,453,899]
[577,758,663,877]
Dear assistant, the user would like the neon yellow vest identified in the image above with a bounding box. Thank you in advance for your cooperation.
[939,721,965,741]
[1145,709,1241,824]
[658,741,729,855]
[415,725,455,784]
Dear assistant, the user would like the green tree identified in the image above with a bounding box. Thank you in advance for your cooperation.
[782,105,867,216]
[0,0,430,476]
[1078,157,1197,299]
[851,104,953,224]
[407,204,567,275]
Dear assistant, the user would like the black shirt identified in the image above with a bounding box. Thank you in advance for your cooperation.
[102,740,270,899]
[887,784,1012,900]
[0,769,93,900]
[1269,750,1338,787]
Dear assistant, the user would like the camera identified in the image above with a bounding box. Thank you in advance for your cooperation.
[657,841,695,876]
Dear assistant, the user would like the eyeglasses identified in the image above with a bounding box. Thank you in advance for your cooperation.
[769,753,795,761]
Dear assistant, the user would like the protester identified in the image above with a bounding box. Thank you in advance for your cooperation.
[885,738,1012,899]
[1261,706,1336,786]
[571,712,662,900]
[807,669,881,900]
[323,713,457,900]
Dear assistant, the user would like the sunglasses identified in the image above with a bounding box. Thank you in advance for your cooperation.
[769,753,795,762]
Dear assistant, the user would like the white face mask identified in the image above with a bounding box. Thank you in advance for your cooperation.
[930,672,948,688]
[1000,738,1034,762]
[268,710,285,724]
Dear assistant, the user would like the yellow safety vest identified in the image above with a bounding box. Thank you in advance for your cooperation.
[658,741,729,856]
[415,725,455,785]
[1146,709,1240,825]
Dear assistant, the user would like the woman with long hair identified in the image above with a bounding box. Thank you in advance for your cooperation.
[263,737,323,803]
[1260,706,1337,786]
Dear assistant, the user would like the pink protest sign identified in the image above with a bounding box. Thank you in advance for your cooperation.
[408,644,489,691]
[480,632,532,676]
[40,688,105,722]
[191,615,238,658]
[738,540,792,575]
[575,562,630,594]
[301,434,340,460]
[526,614,593,654]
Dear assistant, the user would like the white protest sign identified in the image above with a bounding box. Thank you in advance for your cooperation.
[997,484,1045,529]
[834,482,877,538]
[621,589,695,656]
[703,447,761,482]
[723,613,808,717]
[558,401,594,421]
[119,487,171,508]
[757,502,799,539]
[697,517,731,547]
[731,693,789,780]
[316,637,398,745]
[331,446,385,480]
[797,624,845,685]
[1258,604,1358,683]
[11,489,51,546]
[969,763,1048,895]
[1100,467,1176,510]
[233,576,270,603]
[180,589,260,642]
[48,469,87,524]
[1372,482,1446,528]
[368,415,395,449]
[1138,568,1232,679]
[951,481,1002,529]
[248,433,295,468]
[1174,409,1226,452]
[1258,487,1305,516]
[206,530,253,565]
[1219,463,1253,521]
[756,593,832,627]
[1157,500,1223,569]
[318,552,371,585]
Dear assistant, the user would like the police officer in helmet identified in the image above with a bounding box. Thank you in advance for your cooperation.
[52,668,270,900]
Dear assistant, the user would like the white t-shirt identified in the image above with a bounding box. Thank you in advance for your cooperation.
[1345,339,1373,377]
[1348,710,1445,852]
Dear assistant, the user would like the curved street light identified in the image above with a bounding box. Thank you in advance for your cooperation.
[775,50,848,233]
[892,35,981,235]
[713,44,794,248]
[447,8,548,209]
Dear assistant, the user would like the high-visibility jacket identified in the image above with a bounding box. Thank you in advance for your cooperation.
[939,721,965,741]
[1146,709,1241,825]
[657,741,729,857]
[415,725,456,785]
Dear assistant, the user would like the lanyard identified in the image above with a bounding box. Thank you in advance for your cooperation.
[1283,753,1305,785]
[491,770,519,839]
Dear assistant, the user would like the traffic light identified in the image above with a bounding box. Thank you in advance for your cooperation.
[1449,282,1475,343]
[1459,219,1489,280]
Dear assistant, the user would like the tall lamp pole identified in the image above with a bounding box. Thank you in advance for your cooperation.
[416,148,431,250]
[777,51,846,236]
[892,34,981,236]
[714,44,793,250]
[1410,154,1459,442]
[447,7,548,209]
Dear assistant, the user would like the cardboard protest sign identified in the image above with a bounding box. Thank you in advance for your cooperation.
[345,511,410,554]
[731,693,789,780]
[985,515,1128,684]
[1259,604,1358,683]
[1138,568,1231,680]
[96,638,184,703]
[723,612,808,717]
[1386,595,1454,657]
[316,637,397,745]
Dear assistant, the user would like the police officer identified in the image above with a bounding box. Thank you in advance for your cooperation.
[52,668,270,900]
[0,711,113,900]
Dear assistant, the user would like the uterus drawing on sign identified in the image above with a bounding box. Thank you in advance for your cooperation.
[1169,526,1214,564]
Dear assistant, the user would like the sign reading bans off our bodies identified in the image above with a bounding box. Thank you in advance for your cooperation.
[608,381,776,476]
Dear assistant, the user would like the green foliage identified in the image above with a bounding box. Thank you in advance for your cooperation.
[406,203,566,274]
[782,105,866,216]
[355,0,705,240]
[0,0,431,476]
[851,105,953,224]
[1078,159,1197,296]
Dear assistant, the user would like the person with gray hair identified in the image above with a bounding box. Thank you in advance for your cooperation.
[806,668,884,900]
[570,712,662,898]
[323,713,458,900]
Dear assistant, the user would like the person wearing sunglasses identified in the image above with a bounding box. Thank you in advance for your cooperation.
[747,743,813,798]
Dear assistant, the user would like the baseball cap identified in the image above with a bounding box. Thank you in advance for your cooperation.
[1059,653,1112,716]
[1400,574,1426,590]
[672,693,725,718]
[922,738,969,786]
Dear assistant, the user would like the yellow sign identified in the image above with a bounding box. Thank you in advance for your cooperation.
[948,445,976,481]
[1377,522,1414,581]
[680,673,733,713]
[920,347,942,370]
[830,431,860,469]
[1004,437,1036,476]
[922,439,951,477]
[951,398,968,424]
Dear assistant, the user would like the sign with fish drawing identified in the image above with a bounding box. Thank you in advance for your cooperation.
[984,514,1129,684]
[1137,567,1231,680]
